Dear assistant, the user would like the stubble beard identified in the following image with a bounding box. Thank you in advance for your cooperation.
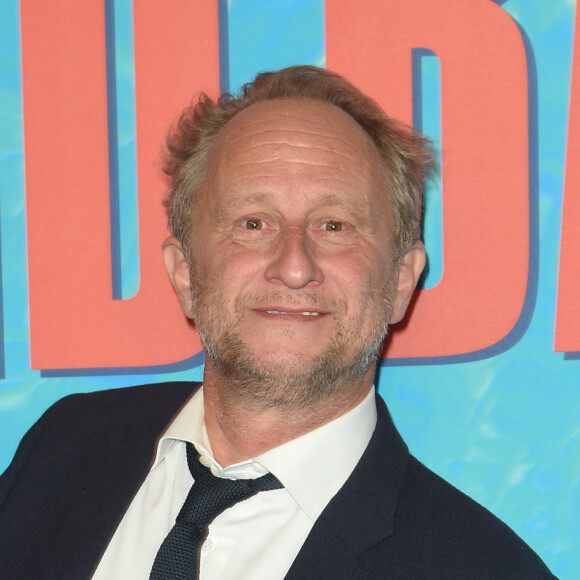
[190,277,396,410]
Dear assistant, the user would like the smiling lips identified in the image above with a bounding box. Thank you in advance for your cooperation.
[266,310,321,317]
[254,307,327,319]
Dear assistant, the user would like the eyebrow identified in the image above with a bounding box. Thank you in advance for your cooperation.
[214,193,270,224]
[224,192,352,210]
[225,193,271,209]
[217,191,370,224]
[317,193,349,209]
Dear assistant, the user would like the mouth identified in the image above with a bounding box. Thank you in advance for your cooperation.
[265,310,322,317]
[253,306,329,321]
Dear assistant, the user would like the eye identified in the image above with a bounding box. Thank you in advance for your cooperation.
[243,218,264,230]
[323,220,344,232]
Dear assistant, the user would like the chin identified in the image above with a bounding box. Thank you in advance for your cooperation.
[251,350,321,377]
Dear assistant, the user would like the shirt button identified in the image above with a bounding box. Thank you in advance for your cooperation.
[198,454,213,468]
[202,537,213,551]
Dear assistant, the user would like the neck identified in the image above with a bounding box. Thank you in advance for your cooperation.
[201,362,375,466]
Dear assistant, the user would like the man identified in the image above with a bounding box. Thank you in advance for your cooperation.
[0,66,556,578]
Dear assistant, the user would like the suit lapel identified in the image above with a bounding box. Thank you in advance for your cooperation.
[285,395,409,579]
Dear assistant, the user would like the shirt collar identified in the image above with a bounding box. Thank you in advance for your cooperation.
[255,387,376,520]
[152,389,209,470]
[152,385,377,522]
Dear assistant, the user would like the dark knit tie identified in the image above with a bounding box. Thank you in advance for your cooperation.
[149,442,283,580]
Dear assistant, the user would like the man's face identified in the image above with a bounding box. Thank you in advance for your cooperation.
[165,99,424,406]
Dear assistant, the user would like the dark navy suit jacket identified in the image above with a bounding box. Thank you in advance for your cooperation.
[0,382,556,579]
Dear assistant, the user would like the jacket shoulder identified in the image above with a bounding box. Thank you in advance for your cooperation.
[0,381,200,579]
[362,455,557,579]
[0,381,199,504]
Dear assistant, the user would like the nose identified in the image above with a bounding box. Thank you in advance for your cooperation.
[264,227,324,289]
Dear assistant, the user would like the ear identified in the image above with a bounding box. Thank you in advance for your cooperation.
[389,240,426,324]
[162,236,194,319]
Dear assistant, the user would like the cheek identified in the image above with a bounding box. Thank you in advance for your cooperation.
[195,245,267,294]
[328,250,386,297]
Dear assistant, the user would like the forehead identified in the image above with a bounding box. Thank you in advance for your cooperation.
[213,98,378,156]
[204,99,384,202]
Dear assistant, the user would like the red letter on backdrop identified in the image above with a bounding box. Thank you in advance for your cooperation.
[23,1,216,369]
[555,4,580,353]
[327,0,530,359]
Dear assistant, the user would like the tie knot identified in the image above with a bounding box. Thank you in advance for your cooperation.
[150,442,283,580]
[179,443,283,525]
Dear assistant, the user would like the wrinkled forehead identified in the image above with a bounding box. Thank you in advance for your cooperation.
[207,98,382,177]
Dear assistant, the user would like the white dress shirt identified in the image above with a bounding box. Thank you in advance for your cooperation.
[93,386,377,579]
